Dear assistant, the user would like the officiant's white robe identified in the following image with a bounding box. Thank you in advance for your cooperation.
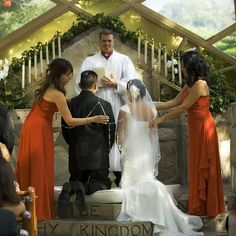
[76,50,137,171]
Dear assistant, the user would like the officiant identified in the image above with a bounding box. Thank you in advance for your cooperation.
[75,29,137,186]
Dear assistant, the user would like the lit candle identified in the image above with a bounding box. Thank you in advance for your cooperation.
[34,51,37,79]
[164,46,167,78]
[151,38,155,69]
[171,50,175,82]
[153,63,158,72]
[28,56,31,84]
[58,36,61,58]
[158,42,161,73]
[46,43,49,64]
[178,53,182,85]
[144,35,148,65]
[40,47,43,75]
[22,59,25,89]
[138,33,141,61]
[52,39,55,60]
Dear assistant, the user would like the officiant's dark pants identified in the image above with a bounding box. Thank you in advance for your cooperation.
[69,169,111,195]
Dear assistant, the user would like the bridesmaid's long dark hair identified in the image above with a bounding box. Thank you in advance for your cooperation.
[181,51,208,88]
[0,103,20,206]
[35,58,73,103]
[0,157,21,207]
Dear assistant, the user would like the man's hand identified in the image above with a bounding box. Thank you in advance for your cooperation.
[101,74,117,88]
[0,142,10,162]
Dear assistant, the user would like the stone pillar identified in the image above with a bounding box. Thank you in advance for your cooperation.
[230,102,236,192]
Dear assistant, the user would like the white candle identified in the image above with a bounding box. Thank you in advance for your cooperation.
[153,63,158,72]
[46,43,49,64]
[151,39,155,69]
[34,51,37,79]
[138,34,141,61]
[52,39,55,60]
[144,35,148,65]
[58,36,61,58]
[178,54,182,85]
[22,60,25,89]
[164,47,167,78]
[40,48,43,75]
[171,50,175,81]
[158,43,161,73]
[28,57,31,84]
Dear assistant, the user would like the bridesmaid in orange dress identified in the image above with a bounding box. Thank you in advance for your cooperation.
[150,51,225,217]
[16,58,109,220]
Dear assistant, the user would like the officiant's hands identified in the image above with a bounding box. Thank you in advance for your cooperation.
[101,74,117,88]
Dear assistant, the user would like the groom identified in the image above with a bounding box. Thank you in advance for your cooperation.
[59,70,115,215]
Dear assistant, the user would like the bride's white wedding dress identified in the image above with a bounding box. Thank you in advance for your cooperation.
[117,105,204,236]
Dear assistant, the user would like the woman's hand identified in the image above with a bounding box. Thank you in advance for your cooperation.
[149,116,163,128]
[0,142,10,162]
[92,115,109,124]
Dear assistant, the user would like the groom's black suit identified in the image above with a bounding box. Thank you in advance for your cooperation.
[61,90,115,193]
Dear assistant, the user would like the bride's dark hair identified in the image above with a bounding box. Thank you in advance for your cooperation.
[127,79,146,98]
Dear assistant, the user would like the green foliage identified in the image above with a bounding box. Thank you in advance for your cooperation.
[205,56,235,114]
[0,0,54,37]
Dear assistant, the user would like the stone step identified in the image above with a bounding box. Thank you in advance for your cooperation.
[54,184,182,220]
[38,217,228,236]
[51,185,229,235]
[38,219,153,236]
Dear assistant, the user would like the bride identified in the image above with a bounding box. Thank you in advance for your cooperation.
[116,79,204,236]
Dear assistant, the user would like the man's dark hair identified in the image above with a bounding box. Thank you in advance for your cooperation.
[80,70,98,89]
[99,29,114,39]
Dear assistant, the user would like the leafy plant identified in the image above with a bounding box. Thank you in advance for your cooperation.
[205,56,235,114]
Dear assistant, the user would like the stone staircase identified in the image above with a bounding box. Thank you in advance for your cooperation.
[37,185,228,236]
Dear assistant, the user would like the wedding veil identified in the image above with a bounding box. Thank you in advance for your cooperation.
[117,79,161,179]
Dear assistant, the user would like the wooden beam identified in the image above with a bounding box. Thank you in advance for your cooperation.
[0,0,94,53]
[52,0,93,16]
[220,66,236,73]
[178,38,188,51]
[106,0,145,16]
[235,0,236,21]
[206,23,236,45]
[106,4,131,17]
[0,5,68,51]
[122,0,236,66]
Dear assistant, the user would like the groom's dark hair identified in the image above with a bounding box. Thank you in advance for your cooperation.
[80,70,98,89]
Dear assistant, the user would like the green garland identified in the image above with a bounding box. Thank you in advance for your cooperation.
[0,13,234,114]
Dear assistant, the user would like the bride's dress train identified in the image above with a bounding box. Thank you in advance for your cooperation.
[117,105,203,236]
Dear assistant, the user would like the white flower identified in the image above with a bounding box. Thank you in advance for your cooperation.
[0,58,9,80]
[167,60,172,68]
[167,58,178,69]
[130,85,140,99]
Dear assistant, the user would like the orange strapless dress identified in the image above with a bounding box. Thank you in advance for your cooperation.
[16,99,58,220]
[183,92,225,217]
